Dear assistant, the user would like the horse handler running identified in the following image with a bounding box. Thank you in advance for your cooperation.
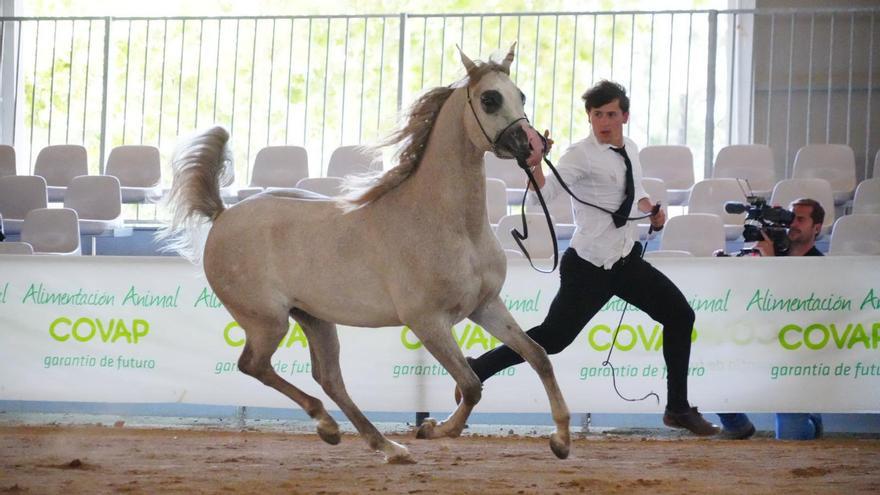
[464,80,719,436]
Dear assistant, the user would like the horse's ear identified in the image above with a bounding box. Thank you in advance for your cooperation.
[457,44,477,75]
[501,42,516,71]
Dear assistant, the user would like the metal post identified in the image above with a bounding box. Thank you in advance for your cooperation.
[415,411,429,426]
[704,11,718,180]
[98,17,110,174]
[397,13,407,113]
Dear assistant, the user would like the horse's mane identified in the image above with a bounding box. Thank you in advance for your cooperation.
[340,61,508,209]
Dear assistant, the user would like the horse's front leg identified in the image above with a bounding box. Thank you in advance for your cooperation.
[407,318,482,440]
[468,296,571,459]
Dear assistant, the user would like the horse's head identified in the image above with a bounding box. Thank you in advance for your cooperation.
[459,44,545,165]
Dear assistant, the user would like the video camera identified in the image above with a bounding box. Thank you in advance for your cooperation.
[721,196,795,256]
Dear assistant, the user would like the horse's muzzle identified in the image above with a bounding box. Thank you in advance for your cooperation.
[494,121,545,167]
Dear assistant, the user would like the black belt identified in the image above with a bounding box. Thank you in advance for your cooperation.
[611,242,642,270]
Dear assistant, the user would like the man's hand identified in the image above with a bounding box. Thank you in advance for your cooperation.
[650,204,666,230]
[755,230,775,256]
[542,129,554,155]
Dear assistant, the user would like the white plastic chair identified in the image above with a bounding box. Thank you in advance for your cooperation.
[295,177,345,197]
[486,178,508,225]
[852,178,880,214]
[0,175,48,234]
[33,144,88,202]
[792,144,856,205]
[238,146,309,201]
[770,178,836,238]
[21,208,81,255]
[105,145,162,203]
[873,149,879,179]
[0,145,15,177]
[637,177,668,240]
[638,145,695,205]
[0,241,34,255]
[659,213,725,257]
[525,187,575,239]
[687,178,750,241]
[829,214,880,256]
[713,144,776,197]
[495,213,557,259]
[63,175,123,235]
[644,249,694,259]
[326,145,382,177]
[484,151,528,204]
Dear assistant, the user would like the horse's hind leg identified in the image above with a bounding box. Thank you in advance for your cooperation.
[231,310,340,445]
[292,309,415,464]
[468,297,571,459]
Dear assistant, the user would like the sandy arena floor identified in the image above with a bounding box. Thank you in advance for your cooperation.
[1,425,878,494]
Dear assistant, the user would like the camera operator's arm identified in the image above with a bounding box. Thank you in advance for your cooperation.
[638,197,665,229]
[755,230,775,257]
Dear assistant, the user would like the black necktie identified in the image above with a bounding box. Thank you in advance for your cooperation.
[610,146,634,228]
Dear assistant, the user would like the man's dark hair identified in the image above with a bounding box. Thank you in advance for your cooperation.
[790,198,825,227]
[581,80,630,113]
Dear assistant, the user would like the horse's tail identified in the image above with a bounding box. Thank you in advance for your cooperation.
[156,126,233,262]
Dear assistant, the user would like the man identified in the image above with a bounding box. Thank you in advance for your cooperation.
[465,80,719,436]
[718,198,825,440]
[755,198,825,258]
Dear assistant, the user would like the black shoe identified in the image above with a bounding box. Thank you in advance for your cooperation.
[719,421,756,440]
[663,407,721,436]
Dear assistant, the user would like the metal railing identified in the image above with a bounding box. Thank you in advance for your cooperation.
[0,7,877,189]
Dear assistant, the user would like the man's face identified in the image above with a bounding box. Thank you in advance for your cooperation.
[587,99,629,146]
[788,205,821,245]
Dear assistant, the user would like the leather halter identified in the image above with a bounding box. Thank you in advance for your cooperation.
[465,84,529,154]
[465,83,656,272]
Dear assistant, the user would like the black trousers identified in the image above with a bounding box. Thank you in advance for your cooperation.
[471,245,696,412]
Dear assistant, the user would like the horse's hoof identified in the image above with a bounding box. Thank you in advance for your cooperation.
[316,417,340,445]
[549,432,570,459]
[415,418,438,439]
[386,454,417,465]
[384,440,417,464]
[317,426,341,445]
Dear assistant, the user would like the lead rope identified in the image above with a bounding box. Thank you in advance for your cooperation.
[601,223,660,405]
[511,143,652,272]
[513,140,662,404]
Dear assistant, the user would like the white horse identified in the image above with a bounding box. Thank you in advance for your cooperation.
[161,45,570,464]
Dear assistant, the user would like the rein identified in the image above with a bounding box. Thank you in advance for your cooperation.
[511,151,658,272]
[464,73,659,405]
[464,82,657,269]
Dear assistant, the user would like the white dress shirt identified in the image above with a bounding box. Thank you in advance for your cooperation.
[529,133,650,269]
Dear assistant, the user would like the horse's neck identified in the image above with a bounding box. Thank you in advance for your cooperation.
[403,90,488,227]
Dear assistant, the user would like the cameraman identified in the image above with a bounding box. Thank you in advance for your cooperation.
[718,197,825,440]
[754,198,824,257]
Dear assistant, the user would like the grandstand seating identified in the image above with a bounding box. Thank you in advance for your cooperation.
[33,144,88,202]
[237,146,309,201]
[0,175,48,235]
[326,145,382,177]
[0,145,15,177]
[639,145,694,205]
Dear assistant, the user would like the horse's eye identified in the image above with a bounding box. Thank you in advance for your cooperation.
[520,91,526,105]
[480,90,503,113]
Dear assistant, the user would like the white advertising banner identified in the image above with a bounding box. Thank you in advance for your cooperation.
[0,255,878,414]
